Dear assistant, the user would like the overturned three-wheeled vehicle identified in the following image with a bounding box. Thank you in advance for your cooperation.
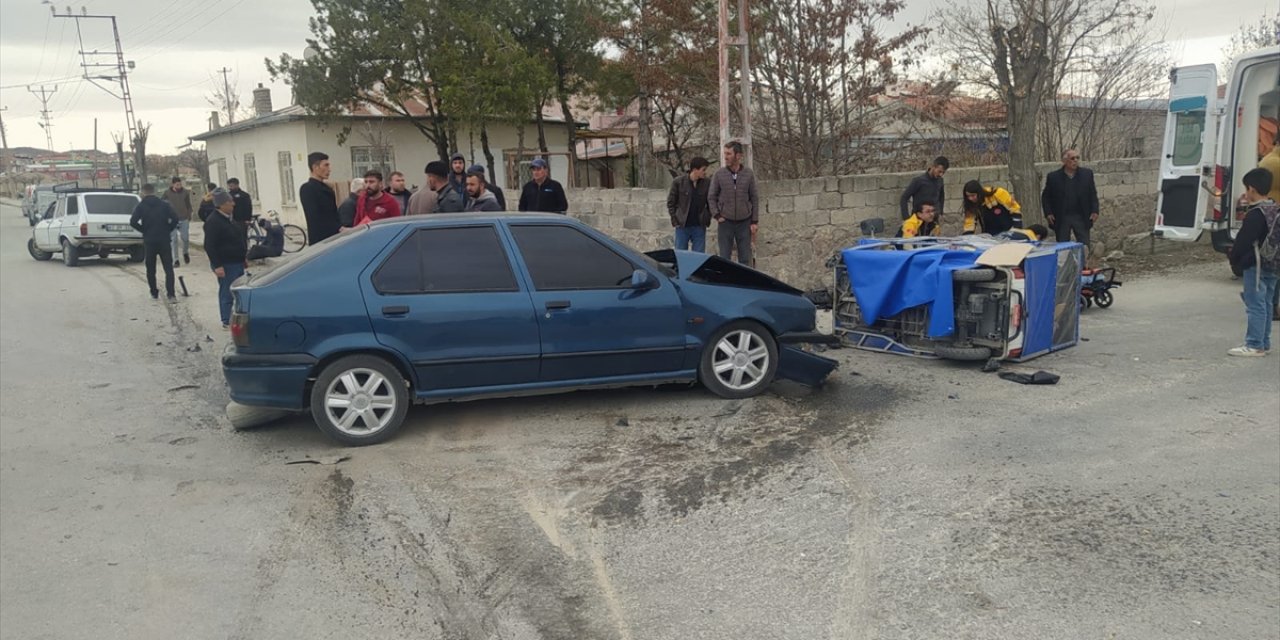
[832,237,1084,363]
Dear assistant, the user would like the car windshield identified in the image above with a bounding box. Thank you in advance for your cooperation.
[250,226,370,287]
[84,194,139,215]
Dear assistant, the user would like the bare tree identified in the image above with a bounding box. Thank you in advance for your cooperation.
[937,0,1156,223]
[1221,12,1280,72]
[206,71,252,126]
[355,120,395,175]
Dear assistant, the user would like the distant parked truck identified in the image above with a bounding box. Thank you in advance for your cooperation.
[1153,46,1279,254]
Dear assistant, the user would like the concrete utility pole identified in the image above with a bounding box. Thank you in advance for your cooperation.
[54,8,139,188]
[218,67,235,124]
[718,0,753,167]
[28,86,58,150]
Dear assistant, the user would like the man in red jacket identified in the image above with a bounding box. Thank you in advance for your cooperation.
[353,170,402,226]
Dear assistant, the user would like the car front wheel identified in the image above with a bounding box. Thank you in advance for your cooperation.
[28,238,52,261]
[700,320,779,399]
[309,355,409,446]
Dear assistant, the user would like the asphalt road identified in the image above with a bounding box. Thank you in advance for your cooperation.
[1,201,1277,639]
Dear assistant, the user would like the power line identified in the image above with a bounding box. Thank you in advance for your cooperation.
[132,0,250,62]
[34,16,54,80]
[0,75,83,91]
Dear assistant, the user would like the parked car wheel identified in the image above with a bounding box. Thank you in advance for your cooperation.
[933,344,993,361]
[700,320,779,399]
[27,237,52,261]
[128,246,145,263]
[309,355,409,446]
[952,267,996,282]
[61,239,79,267]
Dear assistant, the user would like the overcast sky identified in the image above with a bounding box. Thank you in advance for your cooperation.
[0,0,1273,154]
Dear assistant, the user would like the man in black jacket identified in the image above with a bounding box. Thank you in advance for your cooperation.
[667,156,711,252]
[226,177,253,231]
[299,152,341,244]
[518,158,568,213]
[899,156,948,221]
[1042,148,1100,251]
[129,183,179,300]
[1226,168,1278,357]
[204,189,250,329]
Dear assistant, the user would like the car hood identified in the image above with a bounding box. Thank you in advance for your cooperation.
[646,249,802,295]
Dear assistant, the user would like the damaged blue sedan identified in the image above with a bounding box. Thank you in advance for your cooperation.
[223,213,836,445]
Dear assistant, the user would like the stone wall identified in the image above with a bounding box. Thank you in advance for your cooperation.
[567,158,1163,288]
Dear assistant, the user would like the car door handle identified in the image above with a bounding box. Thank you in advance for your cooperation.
[545,300,571,310]
[381,305,409,316]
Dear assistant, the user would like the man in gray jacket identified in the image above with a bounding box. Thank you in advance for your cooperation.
[162,176,194,266]
[708,141,759,265]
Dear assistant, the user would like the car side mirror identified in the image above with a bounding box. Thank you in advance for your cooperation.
[630,269,659,290]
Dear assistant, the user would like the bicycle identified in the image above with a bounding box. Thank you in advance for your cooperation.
[248,210,307,254]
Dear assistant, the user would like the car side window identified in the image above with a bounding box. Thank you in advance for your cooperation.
[66,198,78,215]
[510,224,636,291]
[44,203,57,220]
[372,226,518,295]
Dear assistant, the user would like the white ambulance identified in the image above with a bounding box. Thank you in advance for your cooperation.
[1154,46,1279,252]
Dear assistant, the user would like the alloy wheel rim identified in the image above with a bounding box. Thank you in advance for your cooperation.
[324,368,397,436]
[712,330,769,391]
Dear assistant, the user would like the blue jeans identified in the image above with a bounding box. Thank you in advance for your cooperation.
[1241,267,1278,350]
[217,262,246,326]
[171,220,190,259]
[674,225,707,252]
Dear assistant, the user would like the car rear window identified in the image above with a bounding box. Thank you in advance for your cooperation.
[84,194,139,215]
[249,225,370,287]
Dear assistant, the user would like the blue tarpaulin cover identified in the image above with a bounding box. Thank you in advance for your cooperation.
[841,245,982,338]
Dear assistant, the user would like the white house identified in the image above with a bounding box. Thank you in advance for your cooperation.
[190,86,581,227]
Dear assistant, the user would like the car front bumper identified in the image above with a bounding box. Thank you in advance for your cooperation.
[222,345,316,410]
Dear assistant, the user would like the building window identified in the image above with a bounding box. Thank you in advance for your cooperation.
[214,158,228,185]
[351,146,395,178]
[278,151,296,205]
[243,153,260,201]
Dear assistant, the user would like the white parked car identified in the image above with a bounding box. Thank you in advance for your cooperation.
[27,190,145,266]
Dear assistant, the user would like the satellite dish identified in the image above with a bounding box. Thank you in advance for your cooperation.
[303,46,319,61]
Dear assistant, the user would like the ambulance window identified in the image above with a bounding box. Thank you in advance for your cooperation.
[1171,111,1205,166]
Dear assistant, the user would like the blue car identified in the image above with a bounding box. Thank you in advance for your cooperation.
[223,214,836,445]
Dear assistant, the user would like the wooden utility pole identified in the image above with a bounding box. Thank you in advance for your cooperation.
[718,0,753,167]
[218,67,235,124]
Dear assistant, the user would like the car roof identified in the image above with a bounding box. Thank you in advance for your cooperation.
[365,212,577,228]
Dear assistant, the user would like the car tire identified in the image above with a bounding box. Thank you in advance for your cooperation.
[933,344,993,361]
[699,320,779,399]
[952,267,996,282]
[61,239,79,267]
[128,246,145,263]
[309,355,410,446]
[28,237,52,261]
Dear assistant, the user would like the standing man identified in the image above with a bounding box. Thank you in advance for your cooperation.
[463,171,503,212]
[387,170,412,214]
[1226,168,1278,357]
[407,160,464,214]
[468,164,506,209]
[162,176,193,266]
[1042,148,1100,251]
[203,189,249,330]
[226,177,253,234]
[708,141,760,266]
[518,158,568,213]
[666,156,711,252]
[899,156,948,221]
[197,182,217,222]
[448,153,468,199]
[352,171,402,225]
[130,183,179,300]
[299,151,341,244]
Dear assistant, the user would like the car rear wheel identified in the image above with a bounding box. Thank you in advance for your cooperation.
[28,238,52,261]
[61,239,79,267]
[700,320,778,399]
[310,355,409,446]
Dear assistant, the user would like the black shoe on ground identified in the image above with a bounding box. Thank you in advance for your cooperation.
[183,253,190,264]
[150,291,159,300]
[174,260,181,268]
[167,295,177,302]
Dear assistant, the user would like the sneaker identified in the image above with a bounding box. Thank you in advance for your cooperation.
[174,260,181,268]
[1227,345,1267,357]
[167,295,177,303]
[150,291,159,300]
[221,323,229,331]
[183,253,190,265]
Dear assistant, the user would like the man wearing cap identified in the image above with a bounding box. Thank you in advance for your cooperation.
[226,178,253,232]
[448,153,468,199]
[518,158,568,214]
[467,164,506,209]
[203,189,249,329]
[407,161,465,214]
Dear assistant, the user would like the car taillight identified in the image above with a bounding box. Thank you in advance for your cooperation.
[1212,165,1225,222]
[230,313,250,347]
[79,223,88,236]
